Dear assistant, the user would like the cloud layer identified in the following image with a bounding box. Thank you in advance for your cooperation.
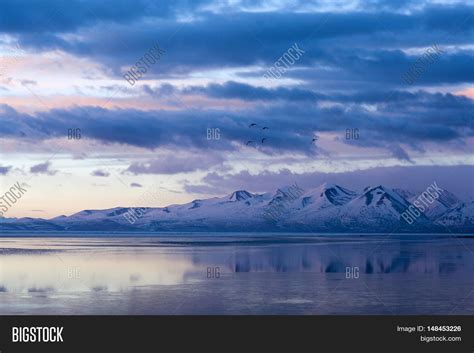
[0,0,472,218]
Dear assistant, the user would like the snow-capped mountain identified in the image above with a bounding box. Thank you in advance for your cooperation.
[434,201,474,228]
[300,183,356,209]
[283,183,356,230]
[337,185,429,231]
[395,188,460,219]
[1,183,473,233]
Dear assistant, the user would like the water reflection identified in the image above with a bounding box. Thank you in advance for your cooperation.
[0,236,471,295]
[0,252,195,293]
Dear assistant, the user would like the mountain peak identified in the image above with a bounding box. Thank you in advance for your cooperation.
[229,190,254,202]
[310,183,356,205]
[275,184,301,195]
[358,185,410,211]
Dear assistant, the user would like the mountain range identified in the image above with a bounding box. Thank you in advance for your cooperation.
[1,183,473,233]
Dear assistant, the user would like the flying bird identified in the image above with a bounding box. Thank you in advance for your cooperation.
[249,123,257,128]
[262,126,269,130]
[312,136,319,143]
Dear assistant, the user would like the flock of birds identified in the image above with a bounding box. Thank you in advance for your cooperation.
[245,123,269,145]
[245,123,319,146]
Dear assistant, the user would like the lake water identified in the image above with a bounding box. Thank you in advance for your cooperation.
[0,234,473,315]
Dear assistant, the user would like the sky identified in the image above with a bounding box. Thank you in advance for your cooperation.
[0,0,473,218]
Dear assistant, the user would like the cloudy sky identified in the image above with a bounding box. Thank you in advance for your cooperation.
[0,0,473,218]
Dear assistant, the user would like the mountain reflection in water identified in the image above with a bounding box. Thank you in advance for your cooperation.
[0,235,472,314]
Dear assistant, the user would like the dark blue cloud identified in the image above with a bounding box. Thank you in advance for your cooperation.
[0,0,211,33]
[184,165,474,199]
[91,169,110,177]
[142,83,474,144]
[0,86,472,159]
[389,145,412,162]
[0,1,472,164]
[6,4,473,87]
[148,81,474,111]
[177,81,321,101]
[0,165,12,175]
[29,162,57,175]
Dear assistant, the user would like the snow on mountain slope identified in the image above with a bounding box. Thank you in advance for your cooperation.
[300,183,356,209]
[434,201,474,228]
[229,190,254,202]
[393,188,418,200]
[395,188,460,219]
[0,217,63,231]
[422,189,459,219]
[284,184,356,229]
[1,183,471,233]
[338,185,416,229]
[53,207,137,222]
[129,190,274,231]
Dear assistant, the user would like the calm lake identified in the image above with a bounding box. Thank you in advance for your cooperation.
[0,234,472,315]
